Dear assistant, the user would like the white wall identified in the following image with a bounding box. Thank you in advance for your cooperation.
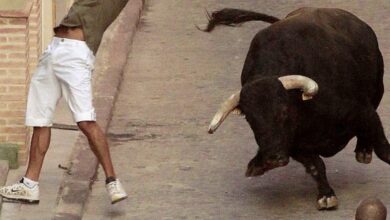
[41,0,54,50]
[41,0,74,50]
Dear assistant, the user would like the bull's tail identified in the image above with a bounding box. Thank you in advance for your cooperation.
[198,8,280,32]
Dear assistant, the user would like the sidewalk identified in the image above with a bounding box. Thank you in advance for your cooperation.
[0,100,78,220]
[0,0,144,219]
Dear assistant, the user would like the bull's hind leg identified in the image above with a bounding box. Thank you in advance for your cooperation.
[355,138,373,164]
[357,109,390,164]
[291,152,338,210]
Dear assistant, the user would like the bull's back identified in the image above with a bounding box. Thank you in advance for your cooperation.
[242,7,383,107]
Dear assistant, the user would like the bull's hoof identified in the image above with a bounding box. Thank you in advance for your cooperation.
[355,151,372,164]
[317,195,338,210]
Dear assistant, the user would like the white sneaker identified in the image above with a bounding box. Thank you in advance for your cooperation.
[0,180,39,204]
[106,179,127,204]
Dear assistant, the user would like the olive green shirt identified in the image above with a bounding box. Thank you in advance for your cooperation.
[55,0,129,55]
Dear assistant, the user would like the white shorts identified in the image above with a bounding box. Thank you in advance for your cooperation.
[25,37,96,127]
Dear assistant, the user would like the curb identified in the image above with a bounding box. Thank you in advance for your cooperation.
[52,0,144,219]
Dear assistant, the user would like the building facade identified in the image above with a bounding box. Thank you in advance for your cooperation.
[0,0,73,165]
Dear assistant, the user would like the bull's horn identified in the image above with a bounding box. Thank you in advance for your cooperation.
[208,91,241,134]
[278,75,319,100]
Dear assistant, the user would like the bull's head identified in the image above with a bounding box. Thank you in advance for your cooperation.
[208,75,318,176]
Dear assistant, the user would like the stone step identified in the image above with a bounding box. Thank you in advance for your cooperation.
[0,159,9,212]
[0,144,19,169]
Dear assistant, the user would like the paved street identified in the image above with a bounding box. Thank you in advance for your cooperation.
[83,0,390,219]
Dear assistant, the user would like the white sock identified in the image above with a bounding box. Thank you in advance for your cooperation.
[22,177,38,189]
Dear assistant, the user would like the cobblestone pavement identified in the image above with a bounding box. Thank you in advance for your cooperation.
[83,1,390,219]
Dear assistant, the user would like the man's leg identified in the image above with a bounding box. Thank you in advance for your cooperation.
[54,39,127,203]
[77,121,127,204]
[0,41,59,203]
[0,127,49,203]
[25,127,51,181]
[77,121,115,178]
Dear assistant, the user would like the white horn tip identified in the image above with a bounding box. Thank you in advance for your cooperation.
[208,114,222,134]
[208,120,220,134]
[208,91,241,134]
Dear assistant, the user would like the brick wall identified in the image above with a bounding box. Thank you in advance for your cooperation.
[0,0,41,165]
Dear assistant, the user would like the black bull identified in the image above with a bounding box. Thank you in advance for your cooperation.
[204,7,386,210]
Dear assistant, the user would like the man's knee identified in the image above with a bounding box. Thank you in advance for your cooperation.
[32,126,50,135]
[77,121,97,133]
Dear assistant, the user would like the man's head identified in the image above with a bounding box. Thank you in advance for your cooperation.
[355,197,387,220]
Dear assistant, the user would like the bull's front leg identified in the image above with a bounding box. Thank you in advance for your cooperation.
[291,152,338,210]
[356,108,390,165]
[354,138,373,164]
